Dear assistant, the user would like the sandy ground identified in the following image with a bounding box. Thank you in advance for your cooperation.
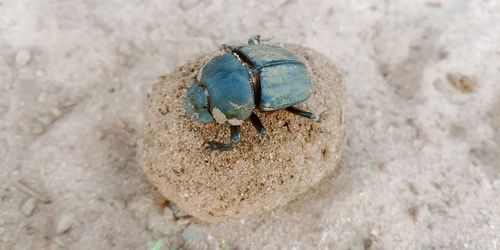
[1,0,499,249]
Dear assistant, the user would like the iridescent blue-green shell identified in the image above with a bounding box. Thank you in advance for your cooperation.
[199,53,254,122]
[236,44,312,111]
[186,43,312,125]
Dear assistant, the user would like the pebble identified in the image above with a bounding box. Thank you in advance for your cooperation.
[169,203,189,219]
[15,49,32,67]
[181,227,204,241]
[176,218,191,226]
[163,206,175,221]
[447,73,477,93]
[51,108,63,118]
[20,197,38,216]
[56,213,74,234]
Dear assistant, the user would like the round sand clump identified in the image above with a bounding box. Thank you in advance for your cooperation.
[142,44,345,223]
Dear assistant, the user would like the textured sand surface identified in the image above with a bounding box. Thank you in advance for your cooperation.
[143,45,345,223]
[1,0,499,249]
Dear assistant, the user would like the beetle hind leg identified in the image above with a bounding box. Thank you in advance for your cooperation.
[205,125,241,151]
[286,106,319,121]
[250,112,267,141]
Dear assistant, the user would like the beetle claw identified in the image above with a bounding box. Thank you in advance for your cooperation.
[258,134,266,145]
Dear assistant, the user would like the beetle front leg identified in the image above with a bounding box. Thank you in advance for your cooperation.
[205,125,241,151]
[286,106,319,121]
[250,112,267,142]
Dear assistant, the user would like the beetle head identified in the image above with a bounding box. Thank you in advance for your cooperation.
[184,83,214,124]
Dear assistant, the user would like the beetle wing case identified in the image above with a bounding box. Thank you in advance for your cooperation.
[235,45,312,111]
[259,63,311,111]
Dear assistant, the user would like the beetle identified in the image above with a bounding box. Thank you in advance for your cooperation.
[184,35,319,151]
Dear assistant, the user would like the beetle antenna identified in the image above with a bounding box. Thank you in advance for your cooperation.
[251,35,274,43]
[260,36,273,42]
[248,35,262,45]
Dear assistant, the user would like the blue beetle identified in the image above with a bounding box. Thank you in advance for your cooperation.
[185,36,318,151]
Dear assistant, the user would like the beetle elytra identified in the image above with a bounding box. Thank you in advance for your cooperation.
[185,36,319,151]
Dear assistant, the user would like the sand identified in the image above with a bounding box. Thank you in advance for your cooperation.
[1,0,499,249]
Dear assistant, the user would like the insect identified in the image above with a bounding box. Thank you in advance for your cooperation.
[184,36,319,151]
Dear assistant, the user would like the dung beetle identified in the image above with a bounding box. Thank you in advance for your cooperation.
[185,36,319,151]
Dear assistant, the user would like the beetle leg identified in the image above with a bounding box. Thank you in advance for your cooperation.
[205,125,241,151]
[220,44,233,53]
[250,112,267,141]
[286,106,319,121]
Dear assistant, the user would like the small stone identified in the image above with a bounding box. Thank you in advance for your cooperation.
[51,108,63,118]
[447,73,477,93]
[15,49,32,67]
[364,238,373,249]
[163,206,175,221]
[169,203,189,219]
[20,197,38,216]
[176,218,191,226]
[56,213,73,234]
[181,227,204,241]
